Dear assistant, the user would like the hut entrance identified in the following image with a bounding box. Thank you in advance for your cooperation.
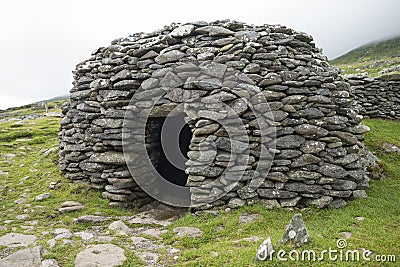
[145,113,191,186]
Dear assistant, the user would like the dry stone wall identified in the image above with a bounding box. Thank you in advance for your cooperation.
[59,20,374,210]
[345,73,400,119]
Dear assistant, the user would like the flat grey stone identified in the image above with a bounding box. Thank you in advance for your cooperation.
[340,232,353,239]
[319,164,348,179]
[74,231,96,241]
[170,24,195,37]
[0,246,42,267]
[74,215,113,224]
[196,26,234,36]
[135,252,159,266]
[141,228,168,239]
[239,213,261,224]
[108,220,131,236]
[201,62,227,79]
[276,135,306,149]
[90,152,125,165]
[353,190,368,198]
[227,198,246,208]
[0,233,37,248]
[155,50,184,64]
[46,238,56,248]
[16,214,30,220]
[294,124,328,138]
[35,193,52,201]
[215,137,249,153]
[303,196,333,208]
[40,259,60,267]
[58,205,85,213]
[173,227,203,238]
[54,228,73,240]
[75,244,126,267]
[241,236,261,242]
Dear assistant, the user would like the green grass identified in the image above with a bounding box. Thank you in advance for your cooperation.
[330,36,400,77]
[0,117,141,266]
[0,113,399,266]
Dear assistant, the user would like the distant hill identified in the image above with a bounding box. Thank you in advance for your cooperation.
[0,95,68,115]
[33,95,69,105]
[330,35,400,77]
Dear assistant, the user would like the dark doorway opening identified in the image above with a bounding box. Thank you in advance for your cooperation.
[145,114,191,186]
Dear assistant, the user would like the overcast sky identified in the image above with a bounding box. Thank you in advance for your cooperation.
[0,0,399,110]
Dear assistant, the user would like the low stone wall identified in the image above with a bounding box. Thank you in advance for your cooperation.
[59,20,375,210]
[345,73,400,119]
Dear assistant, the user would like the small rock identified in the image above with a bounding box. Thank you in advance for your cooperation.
[14,198,27,204]
[16,214,30,220]
[256,237,274,261]
[96,236,116,243]
[173,227,203,238]
[131,236,149,245]
[58,201,85,213]
[62,239,74,246]
[141,228,168,239]
[36,193,51,201]
[75,244,126,267]
[108,220,131,236]
[61,200,84,208]
[169,248,180,254]
[382,142,400,154]
[170,24,195,37]
[356,217,365,221]
[136,252,159,266]
[74,231,95,241]
[340,232,353,239]
[196,25,234,37]
[3,153,17,159]
[242,236,261,242]
[239,213,261,224]
[279,214,310,247]
[54,228,73,240]
[227,198,246,209]
[328,199,347,209]
[41,259,60,267]
[48,182,58,189]
[27,220,38,225]
[74,215,112,224]
[155,50,184,64]
[47,238,56,248]
[353,190,368,198]
[211,251,219,257]
[58,205,85,213]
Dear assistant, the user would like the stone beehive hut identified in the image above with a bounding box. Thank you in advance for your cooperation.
[59,20,374,210]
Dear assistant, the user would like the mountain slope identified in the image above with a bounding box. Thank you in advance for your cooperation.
[330,35,400,77]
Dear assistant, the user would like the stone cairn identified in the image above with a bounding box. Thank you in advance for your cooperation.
[345,73,400,119]
[59,20,374,210]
